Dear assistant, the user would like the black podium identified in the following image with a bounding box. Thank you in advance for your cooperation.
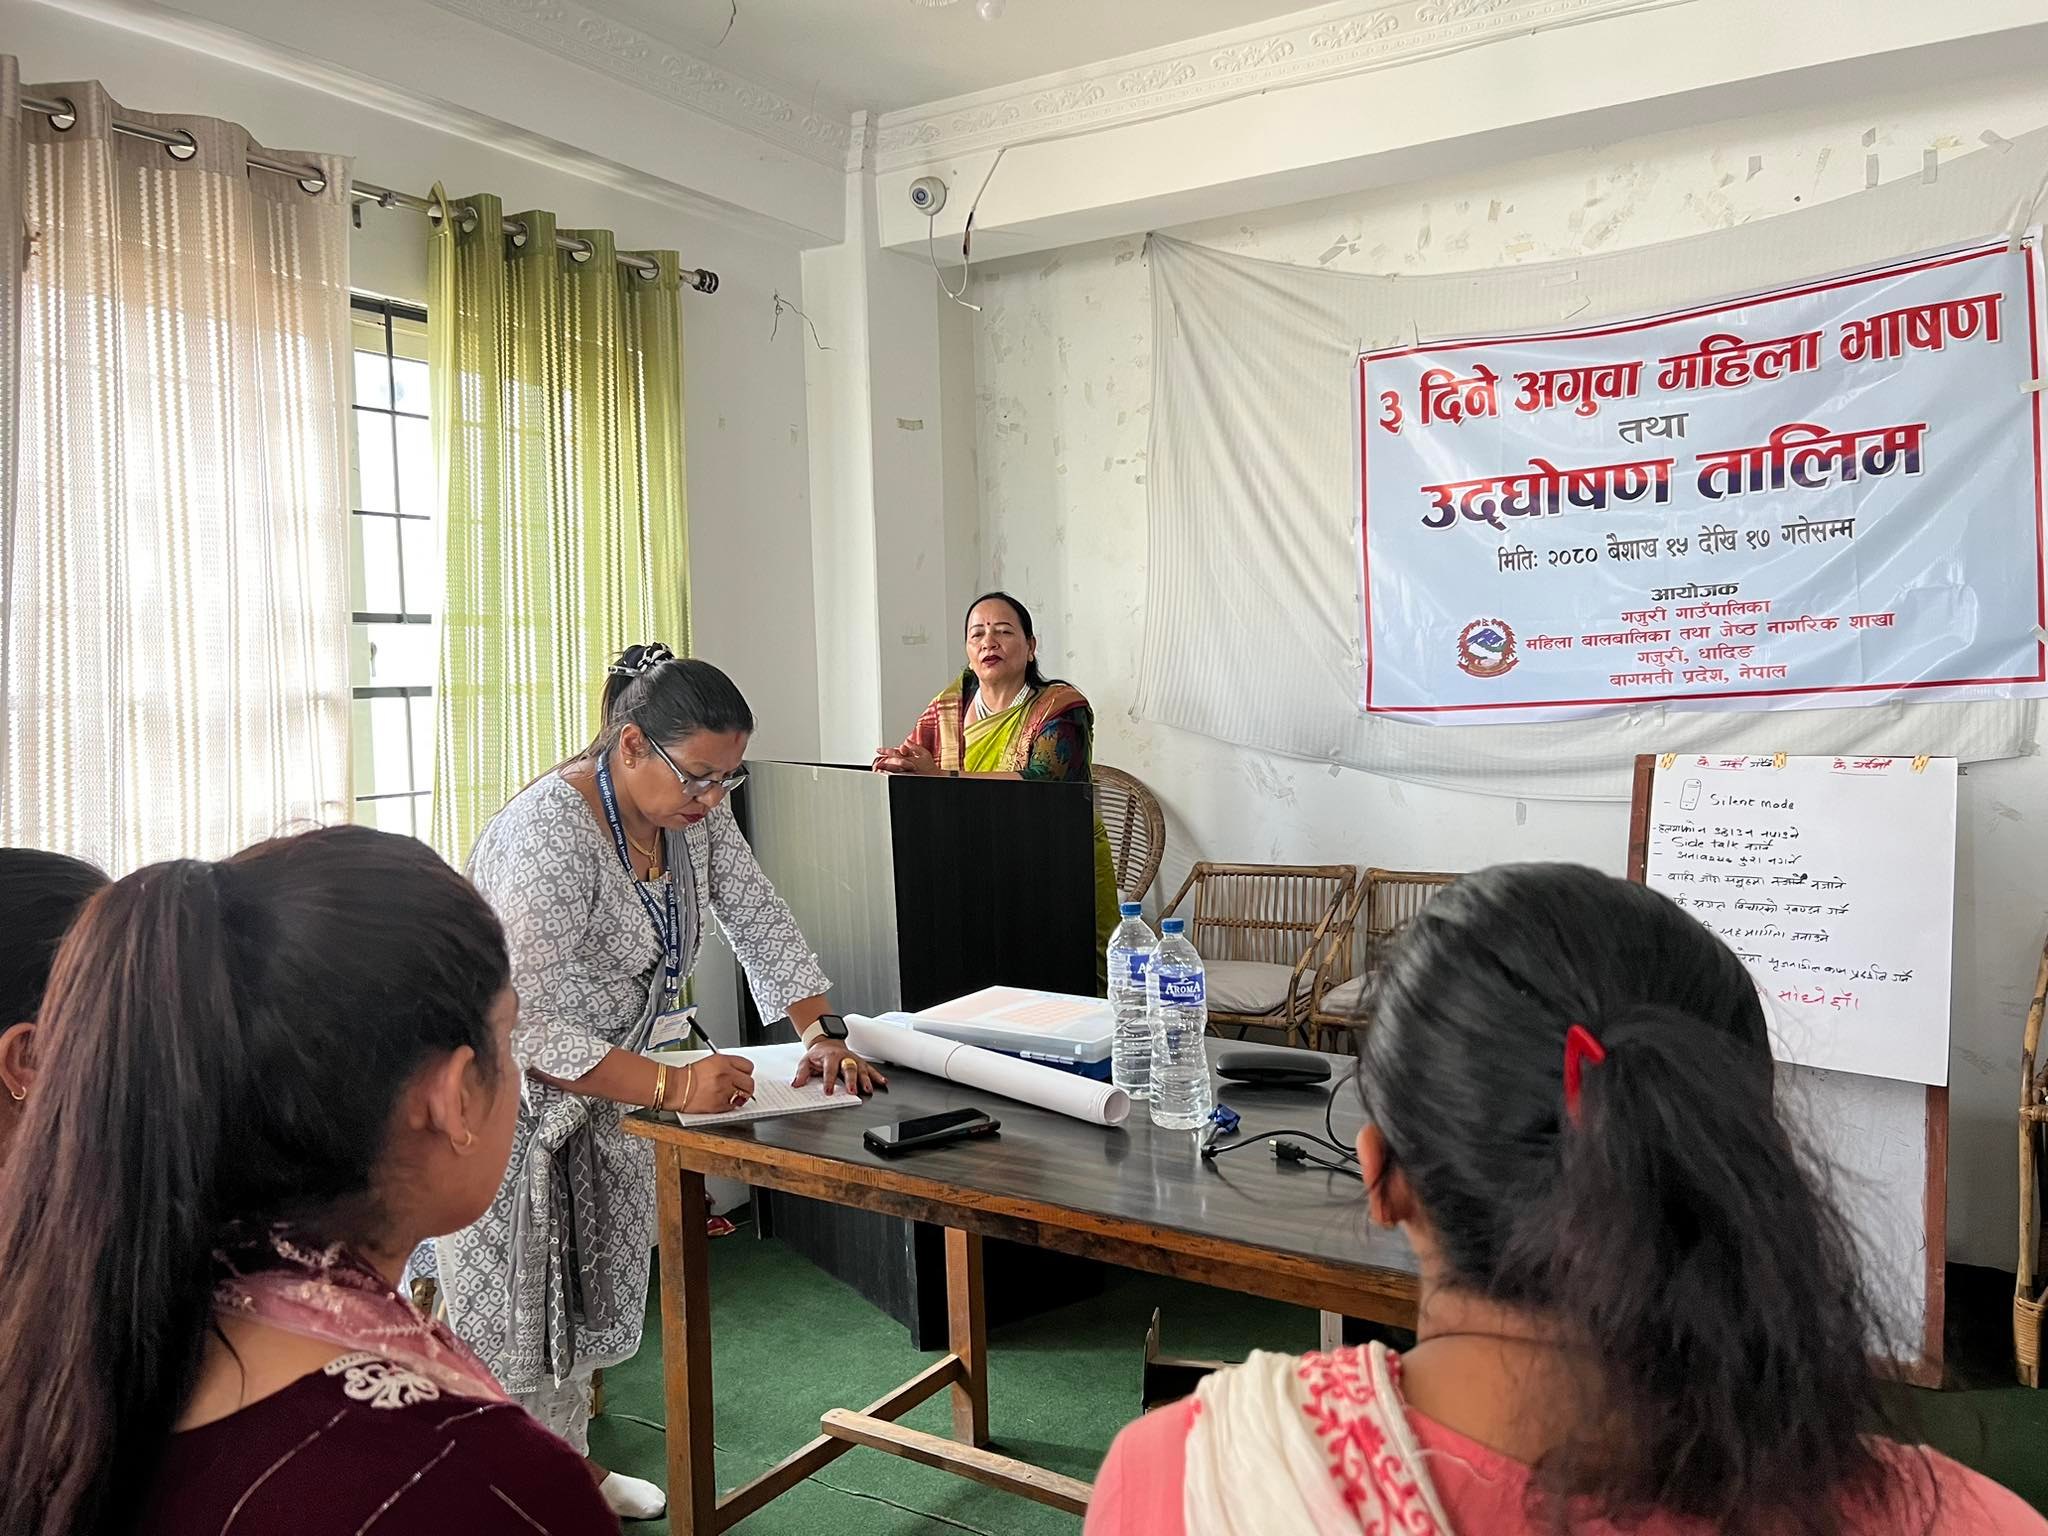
[733,761,1103,1344]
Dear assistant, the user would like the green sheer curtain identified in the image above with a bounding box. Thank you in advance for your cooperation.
[428,189,689,864]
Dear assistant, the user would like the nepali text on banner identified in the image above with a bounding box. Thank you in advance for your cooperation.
[1356,236,2048,723]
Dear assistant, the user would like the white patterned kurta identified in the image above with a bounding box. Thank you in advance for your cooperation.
[437,772,830,1396]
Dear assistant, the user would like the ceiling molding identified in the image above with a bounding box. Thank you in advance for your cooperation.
[37,0,841,244]
[421,0,854,168]
[872,0,1699,172]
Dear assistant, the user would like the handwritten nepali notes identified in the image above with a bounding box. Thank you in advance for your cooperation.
[1358,237,2047,722]
[1643,754,1957,1086]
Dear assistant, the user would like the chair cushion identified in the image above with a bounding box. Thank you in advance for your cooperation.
[1317,975,1369,1014]
[1203,959,1299,1016]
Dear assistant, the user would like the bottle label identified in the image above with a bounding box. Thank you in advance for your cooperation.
[1124,953,1151,986]
[1157,972,1205,1007]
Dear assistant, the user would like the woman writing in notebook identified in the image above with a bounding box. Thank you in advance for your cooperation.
[436,646,883,1522]
[1087,863,2045,1536]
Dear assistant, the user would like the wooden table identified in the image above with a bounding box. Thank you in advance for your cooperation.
[623,1057,1420,1532]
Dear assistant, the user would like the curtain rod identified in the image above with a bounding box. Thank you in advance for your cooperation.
[19,92,719,294]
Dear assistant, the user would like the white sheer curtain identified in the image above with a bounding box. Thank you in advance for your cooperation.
[1,65,354,871]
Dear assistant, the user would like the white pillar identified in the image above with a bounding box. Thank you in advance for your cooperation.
[802,112,979,763]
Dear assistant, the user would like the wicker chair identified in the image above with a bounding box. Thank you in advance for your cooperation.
[1159,862,1356,1046]
[2019,937,2048,1386]
[1094,764,1166,905]
[1305,869,1458,1053]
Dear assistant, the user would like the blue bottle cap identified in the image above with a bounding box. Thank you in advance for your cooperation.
[1161,918,1186,934]
[1119,901,1142,918]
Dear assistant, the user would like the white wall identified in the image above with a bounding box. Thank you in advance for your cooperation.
[800,123,983,763]
[966,69,2048,1268]
[3,0,822,761]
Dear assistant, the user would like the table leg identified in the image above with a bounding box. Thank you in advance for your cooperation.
[945,1227,990,1448]
[655,1143,718,1533]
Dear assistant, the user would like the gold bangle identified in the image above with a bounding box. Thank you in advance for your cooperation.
[653,1062,669,1111]
[682,1062,697,1111]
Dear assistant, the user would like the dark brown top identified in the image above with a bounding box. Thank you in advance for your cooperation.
[142,1353,619,1536]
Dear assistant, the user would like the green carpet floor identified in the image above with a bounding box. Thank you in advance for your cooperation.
[589,1228,2048,1534]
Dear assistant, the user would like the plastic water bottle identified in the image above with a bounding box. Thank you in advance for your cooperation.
[1108,901,1158,1101]
[1148,918,1214,1131]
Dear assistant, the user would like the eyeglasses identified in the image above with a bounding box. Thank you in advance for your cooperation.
[646,737,747,800]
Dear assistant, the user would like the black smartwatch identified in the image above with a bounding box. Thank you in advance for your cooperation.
[804,1013,849,1043]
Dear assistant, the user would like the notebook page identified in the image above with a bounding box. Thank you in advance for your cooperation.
[648,1044,866,1127]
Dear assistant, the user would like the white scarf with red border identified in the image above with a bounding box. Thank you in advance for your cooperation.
[1183,1344,1454,1536]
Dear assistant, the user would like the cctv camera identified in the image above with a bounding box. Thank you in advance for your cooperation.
[909,176,948,216]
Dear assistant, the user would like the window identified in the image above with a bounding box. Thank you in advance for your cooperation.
[348,296,437,838]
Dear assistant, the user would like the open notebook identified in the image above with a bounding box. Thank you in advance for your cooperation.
[648,1043,867,1128]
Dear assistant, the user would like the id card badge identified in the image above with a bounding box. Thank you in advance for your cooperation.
[650,1007,701,1053]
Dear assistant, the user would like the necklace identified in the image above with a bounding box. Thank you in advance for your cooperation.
[625,829,664,881]
[973,683,1032,720]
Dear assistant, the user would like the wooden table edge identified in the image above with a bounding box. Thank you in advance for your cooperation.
[626,1114,1420,1325]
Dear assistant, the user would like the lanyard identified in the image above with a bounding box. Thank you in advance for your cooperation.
[593,753,682,1011]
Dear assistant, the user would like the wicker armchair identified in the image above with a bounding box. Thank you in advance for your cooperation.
[1094,764,1166,905]
[2019,938,2048,1385]
[1305,869,1458,1053]
[1159,862,1356,1046]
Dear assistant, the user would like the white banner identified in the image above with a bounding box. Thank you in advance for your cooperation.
[1358,237,2048,723]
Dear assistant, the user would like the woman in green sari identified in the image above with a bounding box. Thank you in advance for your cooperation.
[875,591,1120,979]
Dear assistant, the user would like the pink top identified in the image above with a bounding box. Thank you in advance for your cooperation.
[1089,1381,2045,1536]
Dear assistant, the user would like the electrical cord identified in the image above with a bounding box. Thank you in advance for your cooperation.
[1200,1062,1365,1173]
[1326,1061,1361,1163]
[1274,1141,1360,1178]
[925,146,1008,313]
[1201,1128,1358,1165]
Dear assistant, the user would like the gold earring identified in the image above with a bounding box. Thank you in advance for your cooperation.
[452,1128,475,1153]
[6,1085,23,1103]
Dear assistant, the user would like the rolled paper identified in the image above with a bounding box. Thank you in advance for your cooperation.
[846,1014,1132,1127]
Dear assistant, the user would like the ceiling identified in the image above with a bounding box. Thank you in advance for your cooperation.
[588,0,1323,114]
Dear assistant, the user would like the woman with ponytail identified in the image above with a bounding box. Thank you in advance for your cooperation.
[1087,863,2044,1536]
[0,826,617,1536]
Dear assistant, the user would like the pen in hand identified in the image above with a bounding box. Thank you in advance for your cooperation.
[681,1018,753,1110]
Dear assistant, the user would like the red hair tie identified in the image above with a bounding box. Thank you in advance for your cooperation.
[1563,1023,1607,1125]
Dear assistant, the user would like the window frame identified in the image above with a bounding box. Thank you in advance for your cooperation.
[349,294,435,839]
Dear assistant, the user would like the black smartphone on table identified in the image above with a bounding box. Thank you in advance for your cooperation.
[863,1107,1000,1158]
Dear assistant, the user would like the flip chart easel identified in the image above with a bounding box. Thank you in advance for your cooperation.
[1627,753,1948,1387]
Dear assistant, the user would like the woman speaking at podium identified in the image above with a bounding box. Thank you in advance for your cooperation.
[437,644,881,1521]
[874,591,1118,972]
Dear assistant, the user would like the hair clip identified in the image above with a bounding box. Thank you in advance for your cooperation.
[1562,1023,1606,1125]
[607,642,676,678]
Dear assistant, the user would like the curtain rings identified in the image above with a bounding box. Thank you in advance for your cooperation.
[164,129,198,162]
[45,97,77,132]
[423,202,479,234]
